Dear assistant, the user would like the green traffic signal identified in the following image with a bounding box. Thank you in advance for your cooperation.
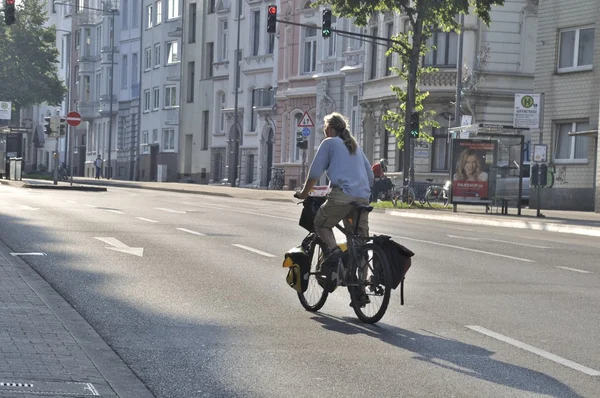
[410,111,419,138]
[322,9,331,38]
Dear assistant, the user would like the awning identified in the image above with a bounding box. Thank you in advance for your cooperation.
[568,129,598,136]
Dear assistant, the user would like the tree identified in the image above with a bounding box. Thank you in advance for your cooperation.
[0,0,67,124]
[314,0,504,184]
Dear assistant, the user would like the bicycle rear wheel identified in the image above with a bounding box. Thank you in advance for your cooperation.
[391,187,415,208]
[297,240,329,311]
[349,243,392,324]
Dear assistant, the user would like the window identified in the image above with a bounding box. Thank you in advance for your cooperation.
[350,94,358,139]
[252,10,260,56]
[166,41,179,64]
[187,61,195,102]
[95,72,101,100]
[121,55,128,88]
[144,47,152,70]
[235,50,242,88]
[250,89,258,131]
[131,53,138,85]
[142,131,149,153]
[121,0,128,28]
[208,0,215,13]
[558,27,594,72]
[267,30,275,54]
[555,121,590,162]
[146,5,153,28]
[83,75,91,101]
[153,87,160,110]
[164,85,177,107]
[143,89,151,111]
[219,20,228,60]
[206,42,214,78]
[303,27,317,73]
[163,129,175,150]
[202,110,209,149]
[432,127,450,171]
[385,23,393,76]
[96,26,102,54]
[217,92,226,132]
[156,0,162,24]
[83,28,91,57]
[167,0,180,19]
[189,3,197,43]
[132,0,139,27]
[370,27,378,79]
[424,31,458,67]
[154,43,161,67]
[327,15,337,57]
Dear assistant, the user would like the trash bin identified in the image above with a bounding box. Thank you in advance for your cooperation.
[9,157,22,181]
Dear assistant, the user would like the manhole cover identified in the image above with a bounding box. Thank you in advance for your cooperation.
[0,380,111,396]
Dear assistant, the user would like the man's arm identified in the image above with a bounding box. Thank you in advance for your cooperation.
[297,140,330,198]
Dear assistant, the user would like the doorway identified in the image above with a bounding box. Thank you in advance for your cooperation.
[150,144,158,181]
[265,128,274,187]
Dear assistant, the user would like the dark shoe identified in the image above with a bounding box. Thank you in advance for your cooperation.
[350,293,371,308]
[322,247,343,266]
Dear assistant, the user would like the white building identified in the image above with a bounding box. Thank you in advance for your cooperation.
[138,0,182,182]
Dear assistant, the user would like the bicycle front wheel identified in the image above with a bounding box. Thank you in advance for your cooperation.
[297,240,329,311]
[392,187,415,208]
[349,242,392,324]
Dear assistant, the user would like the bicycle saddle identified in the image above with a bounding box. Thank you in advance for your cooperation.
[351,202,373,213]
[426,178,434,183]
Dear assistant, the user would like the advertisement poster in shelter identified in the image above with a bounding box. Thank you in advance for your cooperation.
[451,139,497,203]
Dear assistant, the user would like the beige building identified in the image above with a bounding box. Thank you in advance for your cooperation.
[534,0,599,211]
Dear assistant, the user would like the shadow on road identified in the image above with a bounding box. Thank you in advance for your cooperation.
[311,313,583,398]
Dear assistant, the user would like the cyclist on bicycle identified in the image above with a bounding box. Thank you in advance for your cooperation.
[296,112,374,272]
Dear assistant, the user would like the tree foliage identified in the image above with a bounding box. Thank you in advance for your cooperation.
[0,0,67,121]
[313,0,504,151]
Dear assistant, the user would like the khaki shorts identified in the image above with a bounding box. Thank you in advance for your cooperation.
[313,187,369,237]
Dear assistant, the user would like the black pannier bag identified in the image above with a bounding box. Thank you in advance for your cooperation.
[374,235,415,305]
[299,197,327,232]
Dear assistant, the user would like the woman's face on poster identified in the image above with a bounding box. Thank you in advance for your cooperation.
[464,155,479,177]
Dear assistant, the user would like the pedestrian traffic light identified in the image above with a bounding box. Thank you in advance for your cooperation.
[4,0,16,26]
[266,5,277,34]
[322,9,332,38]
[43,117,52,135]
[296,131,307,150]
[59,117,67,136]
[410,111,419,138]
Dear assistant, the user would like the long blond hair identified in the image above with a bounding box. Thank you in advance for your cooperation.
[323,112,358,154]
[455,149,482,180]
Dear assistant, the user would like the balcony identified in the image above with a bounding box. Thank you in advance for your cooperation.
[165,108,179,125]
[98,95,118,115]
[77,101,97,119]
[420,70,457,91]
[242,54,274,74]
[167,20,183,37]
[166,66,180,81]
[77,54,97,63]
[343,49,364,71]
[320,59,343,74]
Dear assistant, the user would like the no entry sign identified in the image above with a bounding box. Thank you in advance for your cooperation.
[66,111,82,127]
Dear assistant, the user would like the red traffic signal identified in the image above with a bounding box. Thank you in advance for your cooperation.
[6,0,15,4]
[4,0,16,25]
[267,5,277,33]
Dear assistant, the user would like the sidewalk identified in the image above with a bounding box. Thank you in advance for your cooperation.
[4,176,600,238]
[0,240,153,397]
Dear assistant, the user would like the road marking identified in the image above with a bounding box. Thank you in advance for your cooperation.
[106,209,125,214]
[136,217,159,223]
[94,237,144,257]
[14,205,39,211]
[447,234,550,249]
[467,325,600,376]
[84,204,97,208]
[176,228,205,236]
[181,202,297,221]
[232,244,276,258]
[67,200,77,204]
[395,235,535,262]
[556,266,591,274]
[10,252,47,256]
[154,207,186,214]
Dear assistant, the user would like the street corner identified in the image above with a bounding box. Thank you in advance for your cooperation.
[0,179,26,188]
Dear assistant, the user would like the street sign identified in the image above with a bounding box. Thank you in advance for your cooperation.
[301,127,311,137]
[532,144,547,163]
[66,111,82,127]
[513,93,541,129]
[0,101,11,120]
[297,111,314,128]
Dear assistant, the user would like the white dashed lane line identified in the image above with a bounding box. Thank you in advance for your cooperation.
[556,266,591,274]
[136,217,159,223]
[154,207,186,214]
[232,244,276,258]
[106,210,125,214]
[176,228,205,236]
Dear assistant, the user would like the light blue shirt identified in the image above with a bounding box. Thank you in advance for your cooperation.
[308,137,374,199]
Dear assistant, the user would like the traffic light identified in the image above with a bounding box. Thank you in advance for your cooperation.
[296,131,307,150]
[266,5,277,34]
[44,117,52,135]
[59,117,67,136]
[410,111,419,138]
[4,0,15,26]
[322,9,332,38]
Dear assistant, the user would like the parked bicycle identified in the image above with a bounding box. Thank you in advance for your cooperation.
[58,162,70,181]
[285,195,394,324]
[391,178,450,208]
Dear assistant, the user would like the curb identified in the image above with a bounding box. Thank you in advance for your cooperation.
[0,241,155,398]
[24,184,108,192]
[387,210,600,238]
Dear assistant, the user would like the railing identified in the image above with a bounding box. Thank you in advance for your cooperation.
[344,49,364,68]
[166,66,180,81]
[420,70,457,87]
[165,108,179,125]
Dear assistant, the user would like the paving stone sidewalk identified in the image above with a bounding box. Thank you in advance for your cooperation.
[0,242,153,397]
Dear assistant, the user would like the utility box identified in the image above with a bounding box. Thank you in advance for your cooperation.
[156,164,168,182]
[9,157,22,181]
[531,163,548,187]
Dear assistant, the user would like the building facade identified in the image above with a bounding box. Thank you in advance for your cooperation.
[534,0,599,211]
[138,0,182,182]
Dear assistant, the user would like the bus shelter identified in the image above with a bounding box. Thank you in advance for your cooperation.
[447,123,529,216]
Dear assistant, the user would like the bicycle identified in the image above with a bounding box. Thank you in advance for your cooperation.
[58,162,70,181]
[284,194,393,324]
[391,178,450,208]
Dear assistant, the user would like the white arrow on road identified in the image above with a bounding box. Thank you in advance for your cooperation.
[94,237,144,257]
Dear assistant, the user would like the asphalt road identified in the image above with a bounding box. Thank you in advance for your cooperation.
[1,184,599,397]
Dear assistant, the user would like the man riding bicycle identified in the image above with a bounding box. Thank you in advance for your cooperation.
[296,113,374,306]
[370,159,393,202]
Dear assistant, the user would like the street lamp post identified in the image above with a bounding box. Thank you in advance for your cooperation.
[55,1,117,180]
